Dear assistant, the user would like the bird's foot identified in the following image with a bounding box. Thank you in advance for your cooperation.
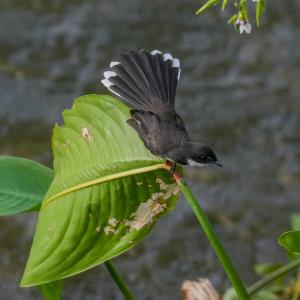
[169,162,177,176]
[165,161,181,183]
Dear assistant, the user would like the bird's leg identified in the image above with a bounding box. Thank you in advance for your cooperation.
[165,160,181,183]
[168,161,177,176]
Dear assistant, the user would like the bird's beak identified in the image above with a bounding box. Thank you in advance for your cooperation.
[214,161,223,167]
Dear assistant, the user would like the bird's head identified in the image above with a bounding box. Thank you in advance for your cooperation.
[186,142,222,167]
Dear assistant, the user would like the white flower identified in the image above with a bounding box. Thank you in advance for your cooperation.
[239,21,252,34]
[235,19,252,34]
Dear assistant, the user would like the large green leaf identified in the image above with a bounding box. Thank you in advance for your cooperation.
[279,230,300,254]
[0,156,53,216]
[21,94,180,287]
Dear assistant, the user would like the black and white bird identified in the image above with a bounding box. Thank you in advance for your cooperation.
[101,49,222,170]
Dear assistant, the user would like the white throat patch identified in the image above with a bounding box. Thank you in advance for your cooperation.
[187,159,206,167]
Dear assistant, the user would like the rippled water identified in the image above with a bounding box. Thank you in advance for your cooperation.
[1,0,300,299]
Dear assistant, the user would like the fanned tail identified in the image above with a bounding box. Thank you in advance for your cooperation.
[101,49,181,113]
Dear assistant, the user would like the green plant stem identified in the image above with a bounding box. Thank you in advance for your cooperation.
[177,178,251,300]
[105,261,135,300]
[248,257,300,295]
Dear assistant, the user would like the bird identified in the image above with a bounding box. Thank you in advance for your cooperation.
[101,49,222,172]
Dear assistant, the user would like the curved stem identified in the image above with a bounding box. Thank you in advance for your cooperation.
[248,257,300,295]
[105,260,135,300]
[177,178,251,300]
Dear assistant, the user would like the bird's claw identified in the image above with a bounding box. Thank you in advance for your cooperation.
[169,162,177,176]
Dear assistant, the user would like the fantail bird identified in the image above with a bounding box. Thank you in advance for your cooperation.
[101,49,222,171]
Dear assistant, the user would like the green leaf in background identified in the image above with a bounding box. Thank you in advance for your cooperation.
[240,0,249,21]
[286,215,300,261]
[223,286,282,300]
[279,213,300,255]
[227,13,239,25]
[254,263,285,290]
[222,0,229,11]
[38,280,63,300]
[195,0,219,15]
[256,0,265,26]
[21,94,180,287]
[0,156,53,216]
[279,230,300,254]
[290,214,300,231]
[254,263,284,277]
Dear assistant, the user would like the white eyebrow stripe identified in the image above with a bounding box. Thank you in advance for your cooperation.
[104,71,117,79]
[110,61,120,67]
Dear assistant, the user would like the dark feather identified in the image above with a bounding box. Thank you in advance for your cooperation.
[101,49,181,114]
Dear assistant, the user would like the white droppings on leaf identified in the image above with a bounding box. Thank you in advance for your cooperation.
[61,139,71,148]
[121,235,134,244]
[124,178,180,230]
[108,218,118,226]
[156,178,180,200]
[104,218,118,235]
[156,178,169,190]
[56,140,71,149]
[82,127,93,142]
[163,184,180,200]
[151,192,164,201]
[104,226,116,235]
[124,199,167,230]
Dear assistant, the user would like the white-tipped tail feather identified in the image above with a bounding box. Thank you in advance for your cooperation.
[101,78,122,98]
[152,50,181,79]
[151,50,162,55]
[101,78,113,88]
[163,53,173,61]
[103,71,117,79]
[101,49,181,112]
[110,61,120,68]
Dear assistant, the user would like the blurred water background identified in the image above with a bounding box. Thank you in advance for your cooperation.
[0,0,300,299]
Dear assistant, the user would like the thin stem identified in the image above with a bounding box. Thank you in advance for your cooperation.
[248,257,300,295]
[105,260,135,300]
[177,178,251,300]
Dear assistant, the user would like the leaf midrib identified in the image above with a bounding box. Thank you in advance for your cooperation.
[42,162,168,208]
